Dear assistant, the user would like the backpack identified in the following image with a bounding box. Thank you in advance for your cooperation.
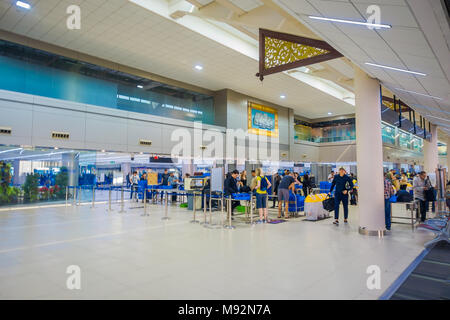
[259,176,269,192]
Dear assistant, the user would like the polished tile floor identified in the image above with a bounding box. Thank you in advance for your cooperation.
[0,200,435,300]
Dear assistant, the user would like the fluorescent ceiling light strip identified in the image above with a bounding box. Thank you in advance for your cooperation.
[394,88,442,100]
[309,16,391,29]
[365,63,426,76]
[16,1,31,9]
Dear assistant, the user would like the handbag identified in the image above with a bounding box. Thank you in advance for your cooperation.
[424,178,436,202]
[322,196,335,212]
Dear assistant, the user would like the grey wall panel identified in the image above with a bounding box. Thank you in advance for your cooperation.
[32,105,86,149]
[0,98,33,146]
[85,114,128,152]
[126,119,163,154]
[319,143,357,163]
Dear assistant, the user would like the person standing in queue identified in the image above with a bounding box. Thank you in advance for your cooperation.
[271,173,281,208]
[161,169,170,186]
[224,170,240,219]
[329,167,353,225]
[277,171,297,219]
[384,172,396,230]
[129,171,139,202]
[302,174,310,197]
[255,168,272,223]
[413,171,431,222]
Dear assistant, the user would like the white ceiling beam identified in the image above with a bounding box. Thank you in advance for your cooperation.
[214,0,246,16]
[185,0,204,8]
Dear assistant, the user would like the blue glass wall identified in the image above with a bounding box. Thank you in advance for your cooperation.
[0,55,214,124]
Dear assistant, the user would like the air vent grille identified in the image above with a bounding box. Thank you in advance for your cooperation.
[52,131,70,139]
[139,139,152,146]
[0,127,12,135]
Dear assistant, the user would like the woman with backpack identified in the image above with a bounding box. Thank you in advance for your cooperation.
[255,168,272,224]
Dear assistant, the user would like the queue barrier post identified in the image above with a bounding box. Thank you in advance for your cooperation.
[119,186,126,213]
[141,188,149,217]
[107,186,113,212]
[201,193,209,227]
[223,197,235,229]
[65,186,69,207]
[161,190,170,220]
[90,185,95,209]
[190,191,200,224]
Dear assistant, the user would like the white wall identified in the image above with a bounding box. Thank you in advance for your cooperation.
[0,89,226,156]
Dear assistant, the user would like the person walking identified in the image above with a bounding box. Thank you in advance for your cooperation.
[329,167,353,225]
[255,168,271,223]
[384,172,396,231]
[277,171,297,219]
[413,171,431,222]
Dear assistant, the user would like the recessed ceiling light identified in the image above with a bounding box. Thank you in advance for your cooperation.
[194,65,203,71]
[309,16,391,29]
[54,147,59,150]
[137,85,143,89]
[394,88,442,100]
[328,112,333,115]
[280,95,286,99]
[16,1,31,9]
[365,62,426,76]
[101,149,105,153]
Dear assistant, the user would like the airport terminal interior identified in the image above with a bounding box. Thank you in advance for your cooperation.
[0,0,449,300]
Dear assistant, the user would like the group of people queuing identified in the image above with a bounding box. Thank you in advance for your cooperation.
[223,168,318,223]
[384,168,439,231]
[128,169,182,202]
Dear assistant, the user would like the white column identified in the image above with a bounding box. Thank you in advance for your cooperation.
[354,66,386,235]
[423,124,438,174]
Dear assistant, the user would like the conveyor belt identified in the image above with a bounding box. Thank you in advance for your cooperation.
[386,241,450,300]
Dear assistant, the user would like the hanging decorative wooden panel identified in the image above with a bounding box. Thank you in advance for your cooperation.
[256,29,343,81]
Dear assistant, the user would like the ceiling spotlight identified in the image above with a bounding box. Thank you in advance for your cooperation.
[16,1,31,9]
[280,95,286,99]
[365,62,426,76]
[54,147,59,150]
[194,65,203,71]
[101,149,106,153]
[309,16,391,29]
[328,112,333,115]
[137,85,143,89]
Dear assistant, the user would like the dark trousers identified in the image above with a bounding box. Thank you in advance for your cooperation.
[334,193,349,220]
[272,191,278,207]
[130,184,138,200]
[384,198,391,230]
[416,198,427,222]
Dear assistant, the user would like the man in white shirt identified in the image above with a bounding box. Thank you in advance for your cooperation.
[327,171,335,183]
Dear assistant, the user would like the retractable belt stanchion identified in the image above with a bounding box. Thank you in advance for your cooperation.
[224,197,235,229]
[250,194,254,225]
[205,191,222,229]
[141,188,149,216]
[190,191,200,224]
[65,186,69,207]
[202,193,209,227]
[78,186,82,206]
[119,186,126,213]
[162,190,170,220]
[91,185,95,208]
[107,186,113,212]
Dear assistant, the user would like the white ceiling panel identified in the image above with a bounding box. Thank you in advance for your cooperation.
[0,0,355,119]
[277,0,450,133]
